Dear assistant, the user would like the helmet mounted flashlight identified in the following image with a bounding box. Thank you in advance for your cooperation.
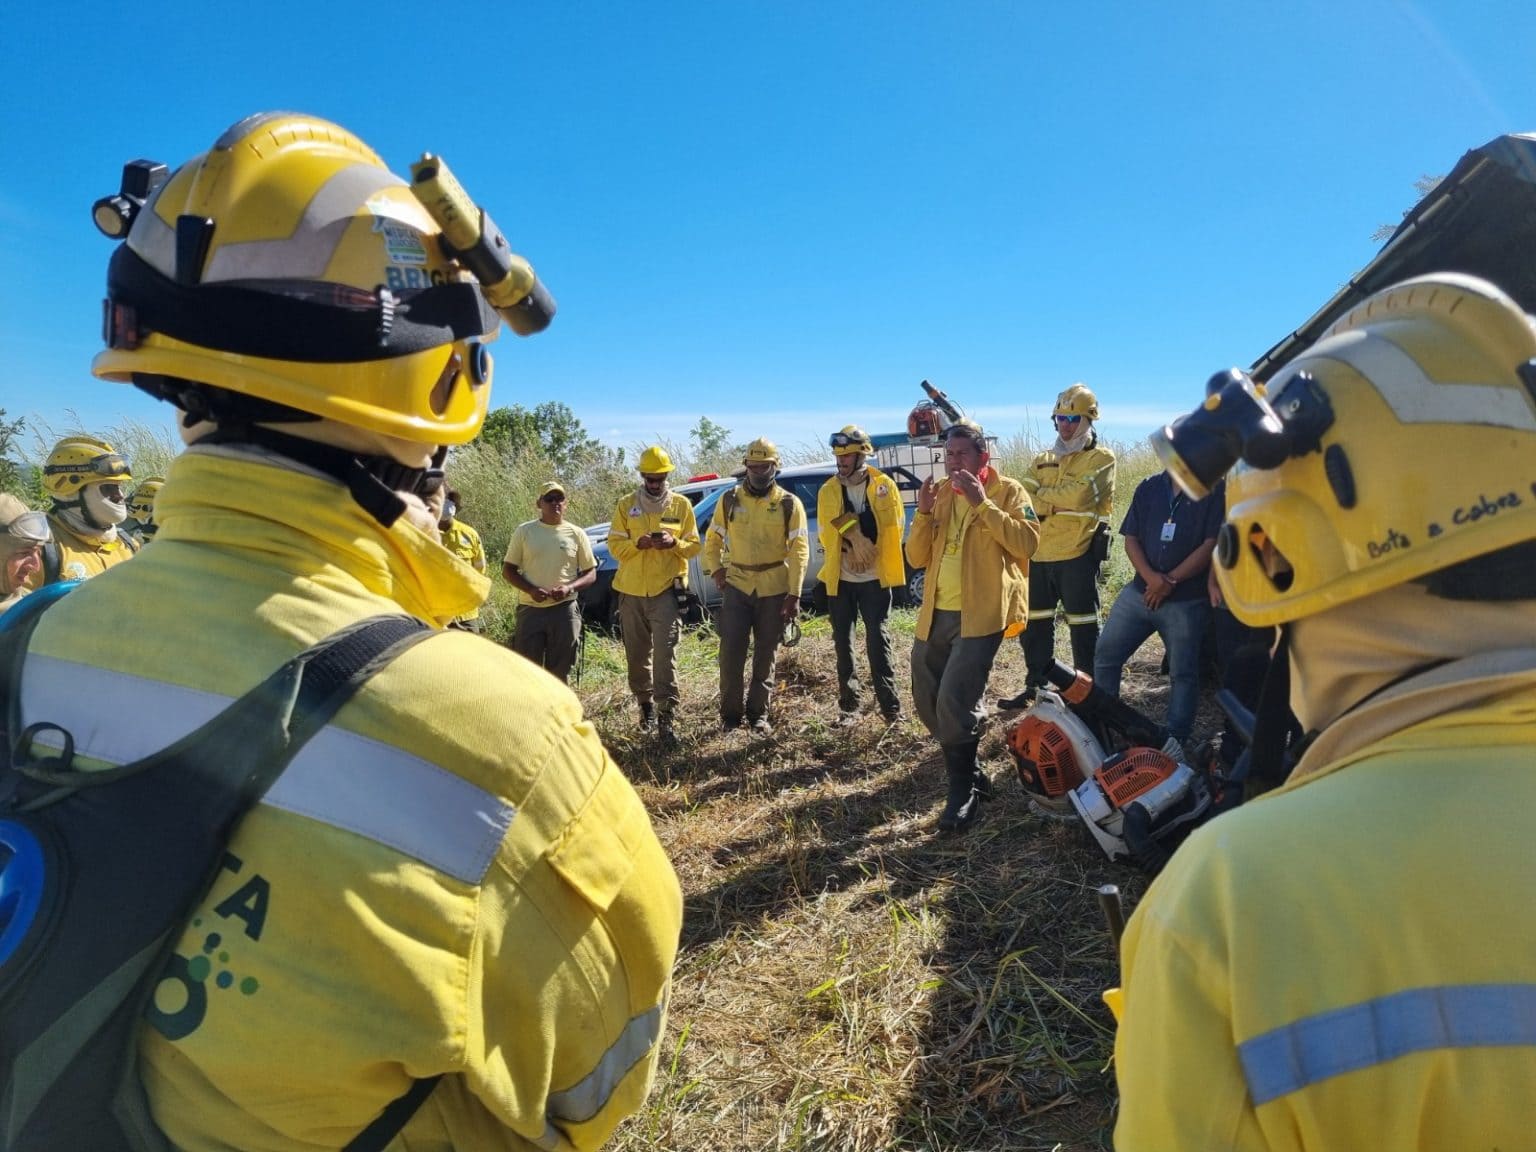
[1149,368,1334,499]
[92,160,169,240]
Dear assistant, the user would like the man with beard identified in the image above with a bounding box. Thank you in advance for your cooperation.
[704,437,809,734]
[816,425,907,724]
[608,445,701,739]
[26,435,139,587]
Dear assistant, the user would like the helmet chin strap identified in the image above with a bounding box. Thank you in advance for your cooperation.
[196,423,441,528]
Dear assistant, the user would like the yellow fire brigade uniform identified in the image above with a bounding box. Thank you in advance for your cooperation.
[439,516,487,624]
[608,490,701,597]
[703,483,809,597]
[815,465,906,595]
[23,450,683,1152]
[25,513,137,588]
[1114,661,1536,1151]
[1019,439,1115,563]
[904,471,1039,640]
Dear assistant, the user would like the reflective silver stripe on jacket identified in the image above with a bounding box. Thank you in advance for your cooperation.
[1238,983,1536,1106]
[20,654,513,884]
[547,1003,665,1124]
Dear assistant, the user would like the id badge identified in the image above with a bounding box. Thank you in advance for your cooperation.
[1160,521,1177,543]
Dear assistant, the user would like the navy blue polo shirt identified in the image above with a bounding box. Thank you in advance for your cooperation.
[1119,473,1223,602]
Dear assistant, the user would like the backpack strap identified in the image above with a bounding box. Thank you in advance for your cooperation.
[40,539,61,587]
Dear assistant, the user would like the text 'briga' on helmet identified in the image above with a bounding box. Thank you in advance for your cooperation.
[1054,383,1099,421]
[638,446,675,475]
[829,425,873,456]
[1181,273,1536,627]
[43,436,132,500]
[91,112,538,447]
[744,438,781,467]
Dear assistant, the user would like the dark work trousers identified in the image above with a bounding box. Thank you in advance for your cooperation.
[512,599,582,683]
[718,583,787,724]
[830,579,900,717]
[1021,550,1101,686]
[911,609,1004,749]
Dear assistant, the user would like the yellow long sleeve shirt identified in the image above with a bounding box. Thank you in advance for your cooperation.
[1019,437,1115,562]
[1115,670,1536,1151]
[608,489,702,597]
[23,449,683,1152]
[904,471,1039,639]
[815,467,907,595]
[703,483,809,598]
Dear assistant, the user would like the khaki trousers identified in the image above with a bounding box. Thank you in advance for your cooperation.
[619,589,682,714]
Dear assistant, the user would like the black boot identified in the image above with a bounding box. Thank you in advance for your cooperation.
[638,700,656,732]
[938,741,983,834]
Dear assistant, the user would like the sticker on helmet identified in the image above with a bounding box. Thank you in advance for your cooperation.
[372,217,428,266]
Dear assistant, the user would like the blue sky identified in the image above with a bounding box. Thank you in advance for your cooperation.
[4,1,1534,462]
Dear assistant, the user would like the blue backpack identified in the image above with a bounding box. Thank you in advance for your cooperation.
[0,587,438,1151]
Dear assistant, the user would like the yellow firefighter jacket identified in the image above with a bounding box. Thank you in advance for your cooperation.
[439,516,487,623]
[23,449,683,1152]
[815,467,907,595]
[608,488,702,598]
[904,471,1039,640]
[1019,434,1115,563]
[1114,660,1536,1151]
[23,512,137,589]
[703,482,809,598]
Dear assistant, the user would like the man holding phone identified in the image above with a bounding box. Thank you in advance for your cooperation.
[608,447,702,737]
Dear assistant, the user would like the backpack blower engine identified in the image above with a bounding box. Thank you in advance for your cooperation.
[1005,660,1213,873]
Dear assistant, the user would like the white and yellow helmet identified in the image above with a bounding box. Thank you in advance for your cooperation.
[93,112,502,446]
[1216,273,1536,626]
[1054,383,1099,421]
[42,435,132,500]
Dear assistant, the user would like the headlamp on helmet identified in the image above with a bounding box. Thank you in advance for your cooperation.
[1150,368,1335,501]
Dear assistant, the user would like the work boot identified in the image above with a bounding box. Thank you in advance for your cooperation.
[938,741,983,834]
[750,717,773,736]
[972,763,994,801]
[638,700,656,733]
[657,711,677,743]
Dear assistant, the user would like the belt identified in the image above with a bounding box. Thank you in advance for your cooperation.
[730,560,784,573]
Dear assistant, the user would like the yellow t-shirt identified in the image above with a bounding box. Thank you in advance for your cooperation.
[503,519,596,607]
[935,498,974,611]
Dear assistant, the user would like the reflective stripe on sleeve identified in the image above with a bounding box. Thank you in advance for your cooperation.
[546,1003,665,1124]
[607,530,630,540]
[1052,510,1098,519]
[20,654,513,884]
[1238,984,1536,1106]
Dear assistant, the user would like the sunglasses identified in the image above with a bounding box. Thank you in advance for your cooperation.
[1054,414,1083,424]
[3,510,50,544]
[541,492,566,504]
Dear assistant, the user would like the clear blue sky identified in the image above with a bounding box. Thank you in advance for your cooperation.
[4,0,1533,461]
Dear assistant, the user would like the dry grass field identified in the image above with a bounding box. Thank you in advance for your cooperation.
[573,609,1216,1152]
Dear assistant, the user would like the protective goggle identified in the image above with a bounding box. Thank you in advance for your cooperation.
[829,432,867,450]
[3,511,50,544]
[45,453,131,480]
